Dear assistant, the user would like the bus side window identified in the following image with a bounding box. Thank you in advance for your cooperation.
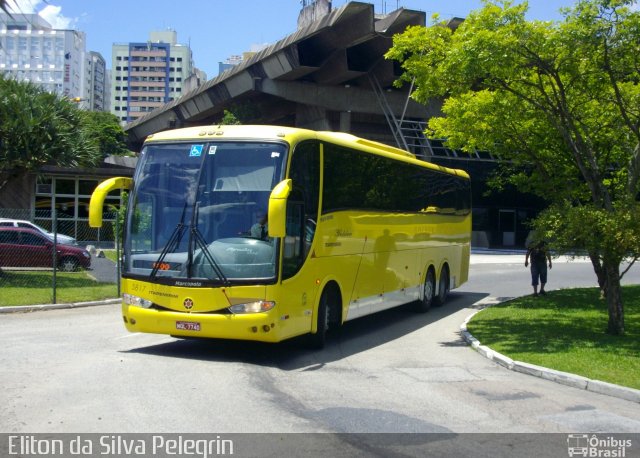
[282,141,320,280]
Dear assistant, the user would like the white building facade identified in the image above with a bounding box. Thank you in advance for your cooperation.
[0,13,86,100]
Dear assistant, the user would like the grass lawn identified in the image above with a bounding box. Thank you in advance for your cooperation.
[0,270,118,306]
[102,249,118,263]
[466,285,640,390]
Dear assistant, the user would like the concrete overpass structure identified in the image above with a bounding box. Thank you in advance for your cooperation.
[124,1,436,151]
[122,1,544,249]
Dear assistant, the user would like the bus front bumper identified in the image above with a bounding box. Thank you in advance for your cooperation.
[122,304,284,342]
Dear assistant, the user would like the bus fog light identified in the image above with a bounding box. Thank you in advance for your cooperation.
[228,300,275,314]
[123,293,153,308]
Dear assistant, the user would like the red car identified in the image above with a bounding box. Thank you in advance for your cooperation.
[0,227,91,271]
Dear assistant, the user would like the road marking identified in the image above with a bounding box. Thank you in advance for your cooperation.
[114,332,144,339]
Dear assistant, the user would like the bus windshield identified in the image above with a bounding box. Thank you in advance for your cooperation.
[124,141,287,283]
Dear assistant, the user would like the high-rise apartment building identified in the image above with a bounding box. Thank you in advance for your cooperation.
[85,51,108,112]
[111,30,200,124]
[0,13,87,100]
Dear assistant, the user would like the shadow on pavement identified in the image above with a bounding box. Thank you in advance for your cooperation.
[121,291,491,370]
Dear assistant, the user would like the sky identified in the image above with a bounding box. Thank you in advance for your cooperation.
[7,0,581,79]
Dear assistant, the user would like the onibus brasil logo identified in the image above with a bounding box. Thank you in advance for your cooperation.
[567,434,632,457]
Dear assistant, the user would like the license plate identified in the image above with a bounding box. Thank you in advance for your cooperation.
[176,321,201,331]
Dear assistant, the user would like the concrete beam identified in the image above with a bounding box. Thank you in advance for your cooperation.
[375,8,426,36]
[312,49,366,85]
[259,79,433,118]
[225,72,257,98]
[261,51,295,80]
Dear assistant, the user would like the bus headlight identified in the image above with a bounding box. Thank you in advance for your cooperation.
[123,293,153,308]
[228,300,275,314]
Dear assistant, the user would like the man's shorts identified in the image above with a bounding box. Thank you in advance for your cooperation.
[531,262,547,286]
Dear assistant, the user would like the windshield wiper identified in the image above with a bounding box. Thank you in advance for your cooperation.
[183,154,230,285]
[150,203,188,279]
[190,227,230,286]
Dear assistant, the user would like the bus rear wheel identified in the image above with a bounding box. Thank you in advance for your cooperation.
[434,265,450,306]
[414,268,435,313]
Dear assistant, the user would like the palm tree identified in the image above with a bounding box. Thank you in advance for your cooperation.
[0,75,102,191]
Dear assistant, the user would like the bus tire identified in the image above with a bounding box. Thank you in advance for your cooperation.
[434,264,450,307]
[414,267,435,313]
[307,289,332,349]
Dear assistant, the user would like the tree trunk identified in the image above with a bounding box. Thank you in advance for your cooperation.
[588,251,606,297]
[603,259,625,335]
[0,171,32,209]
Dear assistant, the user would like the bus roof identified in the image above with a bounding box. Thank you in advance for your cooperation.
[144,125,470,180]
[144,125,309,143]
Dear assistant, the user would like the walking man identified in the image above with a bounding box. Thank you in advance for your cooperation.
[525,241,552,296]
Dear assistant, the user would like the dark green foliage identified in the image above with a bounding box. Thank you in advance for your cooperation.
[80,111,131,157]
[0,74,102,174]
[386,0,640,334]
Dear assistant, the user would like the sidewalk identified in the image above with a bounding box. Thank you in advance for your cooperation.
[470,248,591,264]
[88,255,118,283]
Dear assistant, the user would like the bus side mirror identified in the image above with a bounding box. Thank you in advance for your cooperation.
[90,177,133,228]
[268,179,292,238]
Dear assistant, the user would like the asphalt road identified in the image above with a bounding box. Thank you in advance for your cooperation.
[1,254,639,456]
[88,255,118,283]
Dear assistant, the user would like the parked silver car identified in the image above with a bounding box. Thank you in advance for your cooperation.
[0,218,78,245]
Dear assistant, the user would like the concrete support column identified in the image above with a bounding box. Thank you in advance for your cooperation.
[339,111,351,133]
[296,104,331,131]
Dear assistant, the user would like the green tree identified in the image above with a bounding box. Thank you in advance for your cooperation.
[80,111,131,157]
[219,109,242,125]
[386,0,640,335]
[0,75,102,190]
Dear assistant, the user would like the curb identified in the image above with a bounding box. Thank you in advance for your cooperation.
[0,298,120,314]
[460,307,640,404]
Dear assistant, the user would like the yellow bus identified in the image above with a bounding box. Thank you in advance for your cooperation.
[90,125,471,347]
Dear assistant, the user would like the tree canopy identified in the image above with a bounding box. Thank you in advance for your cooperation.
[0,75,130,184]
[80,111,131,157]
[386,0,640,334]
[0,74,101,175]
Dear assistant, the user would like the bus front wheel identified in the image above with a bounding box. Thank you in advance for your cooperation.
[307,289,332,349]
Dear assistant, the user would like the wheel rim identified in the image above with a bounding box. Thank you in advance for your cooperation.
[424,272,434,302]
[60,259,77,272]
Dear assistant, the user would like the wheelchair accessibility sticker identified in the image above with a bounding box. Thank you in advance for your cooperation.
[190,144,204,157]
